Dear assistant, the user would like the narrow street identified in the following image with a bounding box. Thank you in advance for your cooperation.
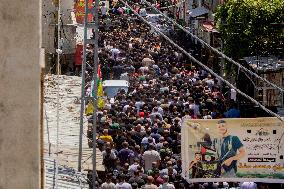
[43,0,284,188]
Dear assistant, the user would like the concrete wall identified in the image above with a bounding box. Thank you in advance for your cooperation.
[42,0,56,53]
[42,0,76,54]
[0,0,42,188]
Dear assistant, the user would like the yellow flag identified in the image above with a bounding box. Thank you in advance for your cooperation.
[97,81,105,109]
[85,101,94,116]
[98,98,105,109]
[97,81,103,97]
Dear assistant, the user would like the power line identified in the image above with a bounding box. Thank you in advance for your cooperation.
[141,0,284,93]
[119,0,284,122]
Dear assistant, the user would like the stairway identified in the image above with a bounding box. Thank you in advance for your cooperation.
[44,157,89,189]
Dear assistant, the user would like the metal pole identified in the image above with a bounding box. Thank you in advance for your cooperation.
[78,0,89,172]
[44,108,51,157]
[56,1,61,75]
[53,159,56,189]
[92,0,99,187]
[55,0,61,188]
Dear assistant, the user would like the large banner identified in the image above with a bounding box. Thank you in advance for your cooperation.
[181,118,284,183]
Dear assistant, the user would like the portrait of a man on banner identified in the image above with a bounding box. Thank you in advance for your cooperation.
[182,118,284,183]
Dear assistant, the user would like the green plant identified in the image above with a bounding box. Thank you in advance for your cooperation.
[215,0,284,58]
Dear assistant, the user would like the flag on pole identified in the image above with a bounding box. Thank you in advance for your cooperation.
[97,64,102,80]
[85,100,94,116]
[90,64,105,109]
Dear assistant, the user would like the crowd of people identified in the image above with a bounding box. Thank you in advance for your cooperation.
[83,1,277,189]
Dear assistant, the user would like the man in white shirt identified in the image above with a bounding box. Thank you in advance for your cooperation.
[123,101,133,112]
[101,173,115,189]
[158,175,175,189]
[135,100,145,114]
[230,88,237,101]
[160,166,177,178]
[189,99,200,117]
[101,2,107,17]
[202,109,212,119]
[153,101,164,116]
[204,75,214,90]
[139,66,149,75]
[110,47,120,60]
[143,144,161,171]
[150,107,163,122]
[240,182,257,189]
[129,158,144,176]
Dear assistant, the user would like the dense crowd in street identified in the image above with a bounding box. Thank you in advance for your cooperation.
[82,1,279,189]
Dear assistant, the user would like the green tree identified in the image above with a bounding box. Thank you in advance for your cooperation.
[215,0,284,59]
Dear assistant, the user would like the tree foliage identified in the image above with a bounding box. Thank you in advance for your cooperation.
[215,0,284,58]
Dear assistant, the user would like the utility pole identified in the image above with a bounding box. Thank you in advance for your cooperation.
[56,0,61,75]
[55,1,61,188]
[78,0,88,172]
[77,0,99,187]
[92,0,99,187]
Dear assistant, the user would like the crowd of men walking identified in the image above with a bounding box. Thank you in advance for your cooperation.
[83,1,275,189]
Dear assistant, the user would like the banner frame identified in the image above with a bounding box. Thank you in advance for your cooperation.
[181,117,284,184]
